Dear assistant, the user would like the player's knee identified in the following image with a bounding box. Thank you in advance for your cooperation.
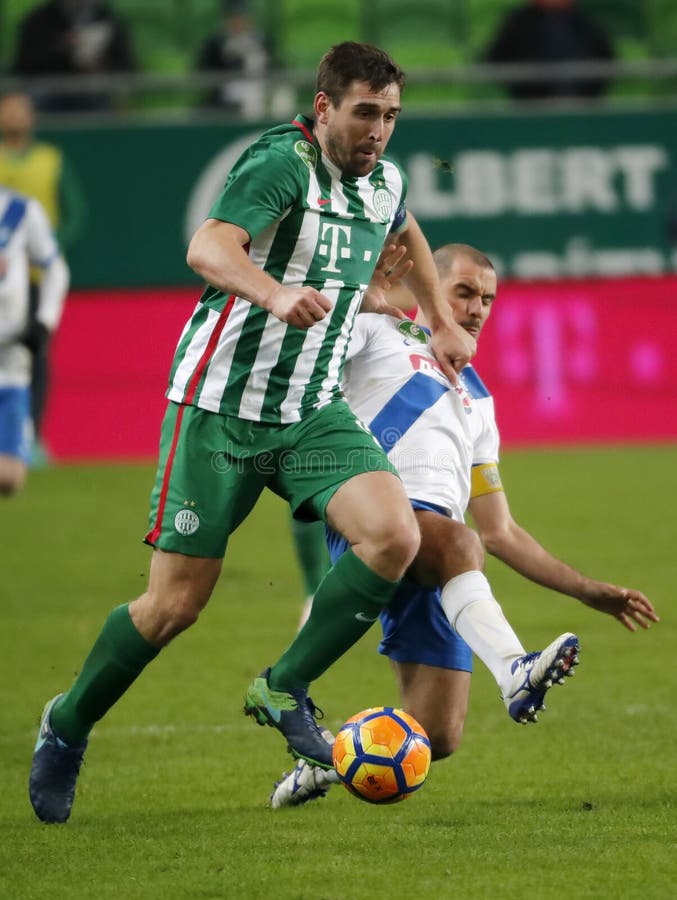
[406,706,465,760]
[427,719,465,761]
[436,527,484,582]
[451,527,484,571]
[377,520,420,577]
[165,599,202,636]
[357,509,420,578]
[386,517,420,568]
[131,590,204,646]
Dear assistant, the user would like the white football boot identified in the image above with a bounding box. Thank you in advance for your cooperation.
[503,632,580,723]
[270,758,341,809]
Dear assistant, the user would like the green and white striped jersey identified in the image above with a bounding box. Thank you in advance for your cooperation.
[167,114,407,423]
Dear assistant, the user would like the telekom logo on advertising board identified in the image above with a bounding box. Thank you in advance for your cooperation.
[43,278,677,459]
[474,278,675,444]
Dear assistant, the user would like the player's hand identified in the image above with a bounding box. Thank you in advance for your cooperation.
[360,244,413,319]
[267,285,333,329]
[430,320,476,385]
[579,582,659,632]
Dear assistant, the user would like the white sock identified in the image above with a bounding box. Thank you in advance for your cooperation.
[440,570,526,694]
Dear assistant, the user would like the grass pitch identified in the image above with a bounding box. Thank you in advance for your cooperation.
[1,447,675,899]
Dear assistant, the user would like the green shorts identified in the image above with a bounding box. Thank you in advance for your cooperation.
[145,399,398,558]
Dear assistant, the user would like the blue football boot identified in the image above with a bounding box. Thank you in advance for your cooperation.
[29,695,87,823]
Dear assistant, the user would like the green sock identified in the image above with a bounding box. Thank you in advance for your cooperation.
[269,548,399,691]
[289,515,331,598]
[51,603,160,745]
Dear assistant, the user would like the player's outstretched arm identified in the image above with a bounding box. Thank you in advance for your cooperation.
[468,490,659,631]
[187,218,332,329]
[397,213,475,381]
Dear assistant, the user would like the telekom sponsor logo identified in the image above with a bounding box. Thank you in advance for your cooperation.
[475,276,677,444]
[493,295,599,416]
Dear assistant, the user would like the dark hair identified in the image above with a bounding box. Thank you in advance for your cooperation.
[316,42,406,106]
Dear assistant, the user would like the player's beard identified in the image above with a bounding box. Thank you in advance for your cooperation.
[324,130,380,177]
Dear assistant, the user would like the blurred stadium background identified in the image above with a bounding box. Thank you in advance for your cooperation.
[1,0,676,457]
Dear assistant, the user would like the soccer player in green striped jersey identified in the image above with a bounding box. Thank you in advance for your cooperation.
[29,42,477,822]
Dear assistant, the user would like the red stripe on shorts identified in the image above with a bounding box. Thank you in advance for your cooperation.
[145,402,187,545]
[145,293,236,545]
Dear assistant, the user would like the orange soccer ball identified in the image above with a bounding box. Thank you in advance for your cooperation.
[332,707,432,804]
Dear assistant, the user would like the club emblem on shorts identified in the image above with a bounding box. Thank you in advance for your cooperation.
[295,140,317,171]
[174,507,200,536]
[397,320,429,345]
[373,187,393,223]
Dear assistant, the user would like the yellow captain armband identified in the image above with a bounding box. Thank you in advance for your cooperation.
[471,463,503,499]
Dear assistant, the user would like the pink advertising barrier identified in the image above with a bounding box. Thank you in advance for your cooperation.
[475,276,677,446]
[43,278,677,460]
[43,287,197,460]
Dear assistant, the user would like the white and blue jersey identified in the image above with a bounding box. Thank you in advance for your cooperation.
[344,314,499,520]
[0,187,63,388]
[329,313,501,671]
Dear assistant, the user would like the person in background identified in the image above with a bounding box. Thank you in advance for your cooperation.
[0,92,85,462]
[12,0,135,112]
[195,0,270,119]
[485,0,614,100]
[0,186,69,494]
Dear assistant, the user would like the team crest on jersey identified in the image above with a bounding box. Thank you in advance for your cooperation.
[373,187,393,223]
[174,508,200,536]
[397,320,429,345]
[294,140,317,170]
